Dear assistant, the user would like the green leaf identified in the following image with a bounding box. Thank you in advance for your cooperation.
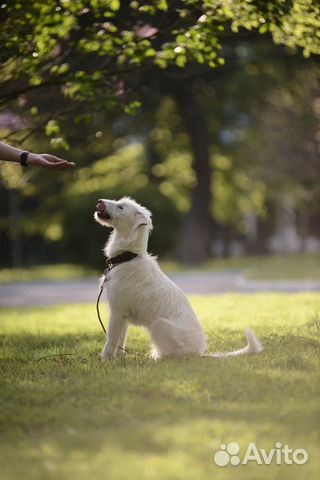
[124,101,141,114]
[175,55,187,67]
[156,0,168,11]
[29,75,42,86]
[45,120,61,136]
[109,0,120,11]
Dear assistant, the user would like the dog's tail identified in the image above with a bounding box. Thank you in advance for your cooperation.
[206,329,263,358]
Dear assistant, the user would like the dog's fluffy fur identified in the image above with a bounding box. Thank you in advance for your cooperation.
[94,197,263,359]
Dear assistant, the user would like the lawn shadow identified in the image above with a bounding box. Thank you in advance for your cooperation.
[1,329,319,461]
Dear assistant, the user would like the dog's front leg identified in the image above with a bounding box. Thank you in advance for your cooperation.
[101,314,126,359]
[116,322,129,355]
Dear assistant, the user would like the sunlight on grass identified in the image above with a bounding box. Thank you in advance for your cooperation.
[1,294,319,480]
[0,264,98,284]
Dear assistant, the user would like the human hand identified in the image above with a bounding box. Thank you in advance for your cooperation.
[27,153,75,170]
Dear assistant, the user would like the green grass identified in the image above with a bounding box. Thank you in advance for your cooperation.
[1,294,319,480]
[0,264,97,284]
[1,253,319,284]
[163,253,320,280]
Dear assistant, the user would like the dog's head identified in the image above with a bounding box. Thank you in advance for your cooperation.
[94,197,153,233]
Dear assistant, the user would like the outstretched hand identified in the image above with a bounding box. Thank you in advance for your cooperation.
[28,153,75,170]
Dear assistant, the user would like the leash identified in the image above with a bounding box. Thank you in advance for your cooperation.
[96,251,139,335]
[96,279,107,334]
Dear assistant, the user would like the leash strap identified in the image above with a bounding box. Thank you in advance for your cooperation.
[96,251,139,335]
[96,282,107,334]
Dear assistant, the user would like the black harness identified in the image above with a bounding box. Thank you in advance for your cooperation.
[96,251,139,334]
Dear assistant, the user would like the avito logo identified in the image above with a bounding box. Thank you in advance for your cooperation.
[213,442,308,466]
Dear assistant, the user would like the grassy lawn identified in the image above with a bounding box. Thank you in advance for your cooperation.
[0,264,97,284]
[0,253,320,284]
[1,294,319,480]
[164,253,320,280]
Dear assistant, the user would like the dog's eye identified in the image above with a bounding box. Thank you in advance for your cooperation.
[118,205,124,210]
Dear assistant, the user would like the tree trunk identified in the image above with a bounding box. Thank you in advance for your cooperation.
[145,128,162,184]
[174,85,212,264]
[8,188,22,267]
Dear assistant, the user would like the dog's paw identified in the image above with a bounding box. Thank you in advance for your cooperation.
[100,351,115,361]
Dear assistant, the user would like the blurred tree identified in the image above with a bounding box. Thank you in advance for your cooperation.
[242,62,320,248]
[174,84,212,262]
[1,0,320,265]
[1,0,319,146]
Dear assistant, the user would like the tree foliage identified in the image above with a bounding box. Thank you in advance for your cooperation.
[1,0,319,145]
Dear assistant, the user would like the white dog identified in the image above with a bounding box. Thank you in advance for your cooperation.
[94,197,263,360]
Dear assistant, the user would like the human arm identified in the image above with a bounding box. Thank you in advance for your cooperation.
[0,142,75,170]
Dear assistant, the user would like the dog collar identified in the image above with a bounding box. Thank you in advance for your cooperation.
[104,251,139,275]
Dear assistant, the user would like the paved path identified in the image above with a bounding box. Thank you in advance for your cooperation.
[1,270,320,307]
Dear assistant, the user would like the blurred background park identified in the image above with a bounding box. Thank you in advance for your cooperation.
[0,1,319,276]
[1,4,320,480]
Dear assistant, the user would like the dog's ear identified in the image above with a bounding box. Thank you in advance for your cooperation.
[134,209,153,230]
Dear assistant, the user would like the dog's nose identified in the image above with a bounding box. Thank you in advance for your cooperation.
[96,201,105,213]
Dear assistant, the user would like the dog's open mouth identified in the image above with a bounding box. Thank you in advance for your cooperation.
[96,211,112,221]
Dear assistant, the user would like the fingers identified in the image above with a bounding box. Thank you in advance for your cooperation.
[44,160,73,170]
[40,154,75,169]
